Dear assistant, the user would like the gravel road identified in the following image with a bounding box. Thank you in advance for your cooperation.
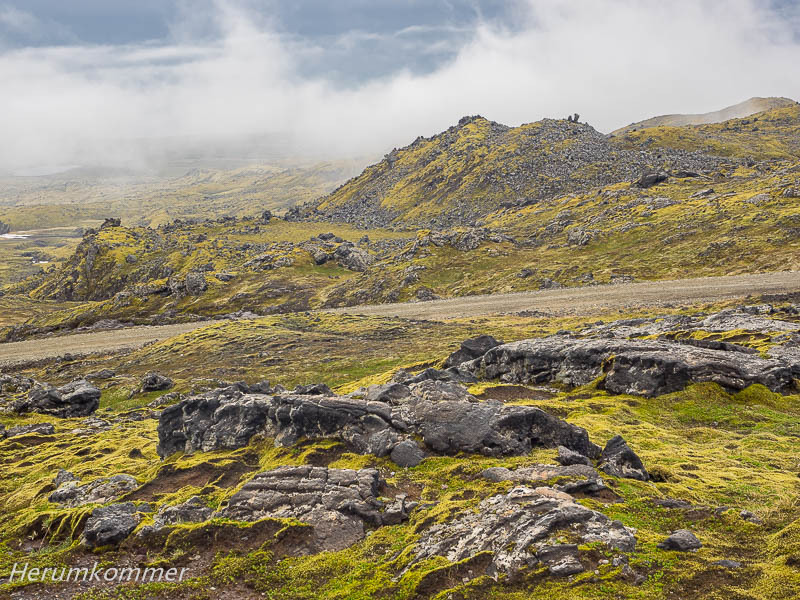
[1,271,798,367]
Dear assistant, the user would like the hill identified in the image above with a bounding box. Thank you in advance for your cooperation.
[298,105,800,228]
[611,96,797,134]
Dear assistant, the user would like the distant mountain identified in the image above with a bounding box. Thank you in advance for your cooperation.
[611,96,797,134]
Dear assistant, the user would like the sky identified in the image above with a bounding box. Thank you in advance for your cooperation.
[1,0,799,174]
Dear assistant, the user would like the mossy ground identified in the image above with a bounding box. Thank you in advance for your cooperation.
[2,306,800,599]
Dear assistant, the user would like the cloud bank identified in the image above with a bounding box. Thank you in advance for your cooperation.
[1,0,799,174]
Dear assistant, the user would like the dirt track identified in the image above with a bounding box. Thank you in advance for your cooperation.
[1,271,799,367]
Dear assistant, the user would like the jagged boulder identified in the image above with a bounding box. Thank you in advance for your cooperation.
[216,466,411,551]
[465,336,796,396]
[444,335,503,368]
[15,380,100,418]
[599,436,648,481]
[157,385,600,463]
[410,486,636,582]
[82,502,141,548]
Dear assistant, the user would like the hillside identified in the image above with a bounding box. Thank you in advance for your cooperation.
[611,96,797,134]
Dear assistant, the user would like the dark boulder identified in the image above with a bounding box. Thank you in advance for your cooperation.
[557,445,593,467]
[599,436,648,481]
[657,529,702,551]
[141,372,174,392]
[390,440,426,467]
[82,502,141,548]
[157,394,270,457]
[444,334,503,368]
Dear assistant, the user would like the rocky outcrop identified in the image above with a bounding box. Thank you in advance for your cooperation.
[216,466,411,551]
[157,383,600,463]
[481,464,598,483]
[410,486,636,581]
[14,380,101,418]
[157,394,271,457]
[462,335,796,396]
[0,220,10,235]
[49,474,138,507]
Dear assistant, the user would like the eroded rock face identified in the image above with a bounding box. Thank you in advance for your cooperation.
[462,336,796,396]
[49,474,139,507]
[15,380,101,418]
[157,386,600,462]
[410,486,636,581]
[216,466,408,551]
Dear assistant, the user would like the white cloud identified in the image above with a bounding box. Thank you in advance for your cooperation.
[0,0,798,174]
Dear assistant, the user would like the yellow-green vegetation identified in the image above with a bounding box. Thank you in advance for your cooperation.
[2,306,800,598]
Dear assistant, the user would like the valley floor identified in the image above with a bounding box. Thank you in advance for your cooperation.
[2,271,799,367]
